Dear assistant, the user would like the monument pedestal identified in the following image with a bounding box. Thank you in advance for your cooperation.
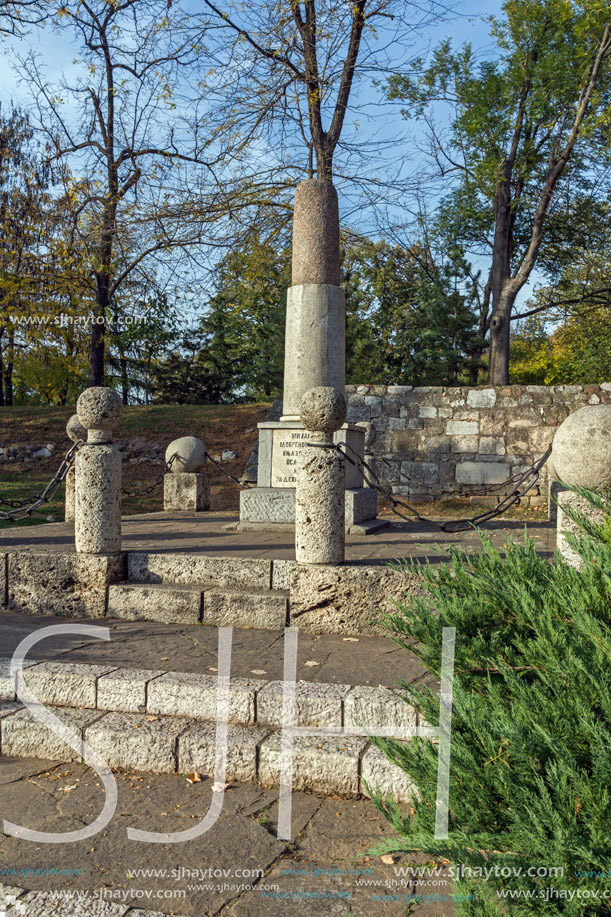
[238,420,387,534]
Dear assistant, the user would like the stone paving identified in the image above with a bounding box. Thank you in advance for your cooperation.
[0,511,555,564]
[0,757,454,916]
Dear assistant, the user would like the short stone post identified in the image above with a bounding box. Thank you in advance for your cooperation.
[65,414,87,522]
[163,436,210,512]
[550,404,611,567]
[296,387,346,565]
[75,387,123,555]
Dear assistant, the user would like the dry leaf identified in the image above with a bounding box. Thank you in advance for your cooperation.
[187,773,203,784]
[304,660,320,667]
[381,855,396,865]
[251,669,267,675]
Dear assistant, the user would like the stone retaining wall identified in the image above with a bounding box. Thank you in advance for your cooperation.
[345,383,611,503]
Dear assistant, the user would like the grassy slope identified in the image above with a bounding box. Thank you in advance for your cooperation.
[0,403,271,528]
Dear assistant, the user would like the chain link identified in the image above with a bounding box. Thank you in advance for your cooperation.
[121,452,179,498]
[0,441,82,523]
[204,451,256,488]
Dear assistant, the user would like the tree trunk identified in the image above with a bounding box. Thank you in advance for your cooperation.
[488,307,511,384]
[89,271,109,386]
[3,328,14,405]
[0,327,4,406]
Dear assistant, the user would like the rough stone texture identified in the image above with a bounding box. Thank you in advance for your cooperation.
[19,892,129,917]
[0,551,6,607]
[239,483,375,529]
[85,711,191,773]
[300,387,347,434]
[97,668,165,713]
[127,552,271,589]
[551,404,611,488]
[65,464,76,522]
[556,490,606,568]
[282,285,345,420]
[22,661,116,708]
[108,583,202,624]
[76,386,123,444]
[67,413,87,443]
[295,438,345,565]
[344,686,417,731]
[289,563,422,636]
[291,179,340,286]
[7,551,125,618]
[271,558,296,590]
[248,384,611,501]
[178,722,269,783]
[259,734,368,795]
[360,745,415,803]
[75,444,122,555]
[455,462,508,485]
[146,672,264,725]
[203,589,288,629]
[1,705,105,761]
[0,657,37,701]
[165,435,207,474]
[163,471,210,511]
[257,681,351,728]
[0,700,21,719]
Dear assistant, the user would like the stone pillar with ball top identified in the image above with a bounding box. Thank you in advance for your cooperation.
[65,414,87,523]
[296,387,346,565]
[549,404,611,567]
[163,436,210,512]
[75,387,123,555]
[239,179,386,534]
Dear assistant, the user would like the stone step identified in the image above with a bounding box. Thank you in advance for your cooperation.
[0,658,419,732]
[126,551,295,591]
[0,703,415,802]
[107,582,289,628]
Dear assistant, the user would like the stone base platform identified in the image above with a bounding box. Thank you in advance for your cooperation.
[238,485,387,534]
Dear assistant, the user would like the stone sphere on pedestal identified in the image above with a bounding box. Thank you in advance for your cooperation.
[551,404,611,489]
[76,387,123,443]
[300,387,346,434]
[165,436,207,473]
[66,414,87,444]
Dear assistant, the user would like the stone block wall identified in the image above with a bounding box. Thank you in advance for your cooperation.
[345,383,611,503]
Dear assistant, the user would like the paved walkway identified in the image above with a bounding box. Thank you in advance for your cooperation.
[0,511,555,565]
[0,757,454,916]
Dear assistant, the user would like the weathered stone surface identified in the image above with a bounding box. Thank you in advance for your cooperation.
[0,551,6,607]
[22,661,116,708]
[445,420,479,436]
[147,672,263,725]
[127,552,271,589]
[271,558,296,590]
[165,435,206,474]
[552,404,611,488]
[76,386,123,444]
[85,711,191,773]
[556,490,606,568]
[1,705,105,761]
[163,471,210,511]
[65,463,76,522]
[97,668,165,713]
[0,700,21,719]
[295,437,345,565]
[178,722,269,783]
[8,552,124,618]
[19,892,129,917]
[257,681,350,727]
[300,386,346,434]
[466,388,497,408]
[455,461,508,485]
[259,734,367,795]
[344,686,417,731]
[0,657,38,701]
[344,487,378,525]
[107,583,202,624]
[66,412,87,443]
[282,285,345,420]
[75,444,122,555]
[203,589,288,629]
[360,745,415,803]
[291,179,340,286]
[289,563,422,636]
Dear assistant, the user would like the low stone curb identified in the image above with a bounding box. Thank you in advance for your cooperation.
[0,882,167,916]
[0,704,415,802]
[0,658,419,732]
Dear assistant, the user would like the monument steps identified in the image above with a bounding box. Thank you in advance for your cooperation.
[0,657,420,801]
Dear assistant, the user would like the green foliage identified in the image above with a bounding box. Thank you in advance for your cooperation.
[370,489,611,914]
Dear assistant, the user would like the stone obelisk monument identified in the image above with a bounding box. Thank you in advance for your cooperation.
[239,179,383,533]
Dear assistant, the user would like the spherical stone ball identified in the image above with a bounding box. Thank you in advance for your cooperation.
[76,387,123,434]
[552,404,611,488]
[165,436,207,473]
[300,386,347,434]
[66,414,87,444]
[546,452,559,483]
